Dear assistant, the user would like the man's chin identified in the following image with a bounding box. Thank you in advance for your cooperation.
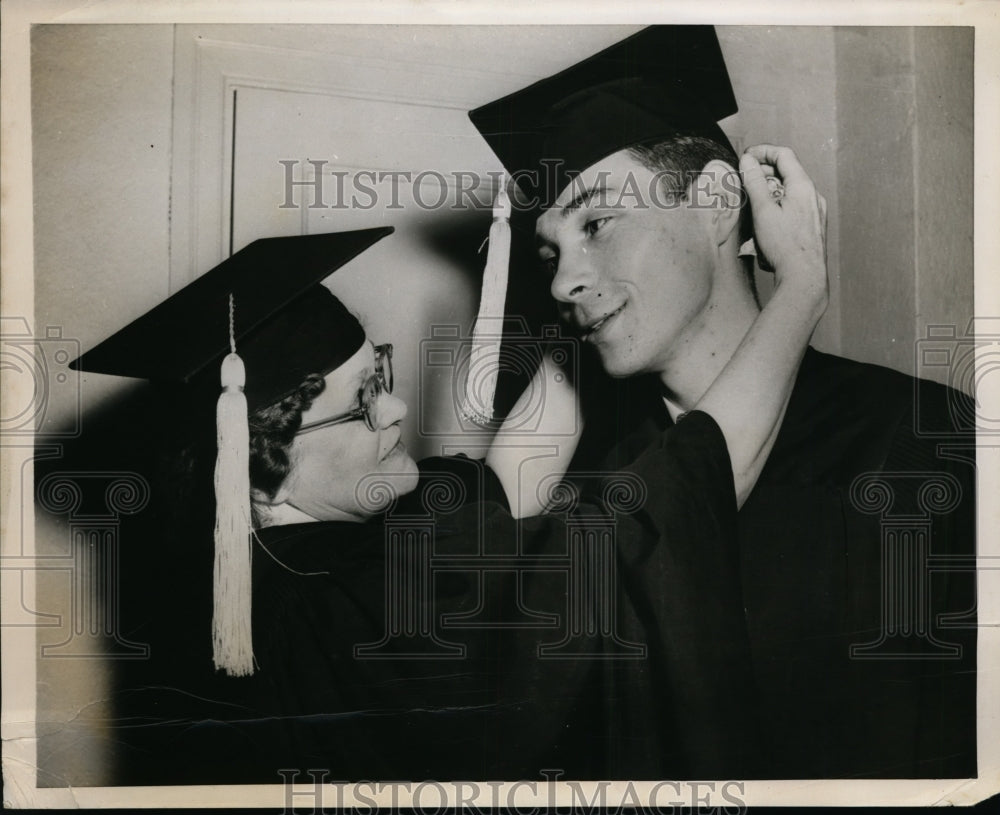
[594,347,642,379]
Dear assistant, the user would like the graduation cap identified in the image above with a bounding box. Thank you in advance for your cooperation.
[72,228,393,408]
[468,25,738,207]
[71,226,394,676]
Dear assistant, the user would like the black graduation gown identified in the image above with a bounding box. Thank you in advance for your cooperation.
[106,454,509,785]
[578,348,977,779]
[181,410,751,782]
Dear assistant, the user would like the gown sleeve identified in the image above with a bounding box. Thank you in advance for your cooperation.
[433,409,759,778]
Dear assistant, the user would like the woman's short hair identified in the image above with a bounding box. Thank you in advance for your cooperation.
[249,373,326,501]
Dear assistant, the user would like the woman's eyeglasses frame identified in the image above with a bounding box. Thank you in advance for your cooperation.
[296,344,393,435]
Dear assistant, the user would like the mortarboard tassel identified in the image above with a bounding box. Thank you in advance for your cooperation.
[461,176,511,425]
[213,294,254,677]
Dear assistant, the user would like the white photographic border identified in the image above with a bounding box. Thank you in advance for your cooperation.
[2,0,998,808]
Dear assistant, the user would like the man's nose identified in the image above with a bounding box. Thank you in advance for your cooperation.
[376,389,408,429]
[550,248,597,303]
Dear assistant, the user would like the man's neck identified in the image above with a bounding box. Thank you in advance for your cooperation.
[658,284,761,412]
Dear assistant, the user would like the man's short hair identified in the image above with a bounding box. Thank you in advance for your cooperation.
[628,135,756,299]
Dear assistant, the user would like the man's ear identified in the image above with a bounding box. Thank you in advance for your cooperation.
[689,159,742,246]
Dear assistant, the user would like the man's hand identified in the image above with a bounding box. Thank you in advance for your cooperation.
[740,145,828,303]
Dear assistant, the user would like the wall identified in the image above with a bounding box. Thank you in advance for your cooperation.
[32,24,175,431]
[30,24,175,786]
[913,28,975,368]
[836,27,973,383]
[718,26,842,355]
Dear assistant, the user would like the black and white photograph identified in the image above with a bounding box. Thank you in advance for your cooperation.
[2,0,998,809]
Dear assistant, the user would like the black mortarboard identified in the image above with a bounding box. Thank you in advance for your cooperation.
[71,227,393,677]
[469,25,738,206]
[71,227,393,410]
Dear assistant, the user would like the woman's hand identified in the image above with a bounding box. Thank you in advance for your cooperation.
[740,144,828,309]
[693,144,830,506]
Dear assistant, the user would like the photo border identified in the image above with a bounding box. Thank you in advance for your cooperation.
[2,0,998,808]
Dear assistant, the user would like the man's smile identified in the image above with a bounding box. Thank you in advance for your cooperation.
[581,302,627,341]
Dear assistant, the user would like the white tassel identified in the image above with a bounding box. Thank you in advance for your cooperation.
[461,176,511,426]
[212,299,254,676]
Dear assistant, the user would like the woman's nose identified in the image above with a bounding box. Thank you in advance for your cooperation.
[376,390,408,428]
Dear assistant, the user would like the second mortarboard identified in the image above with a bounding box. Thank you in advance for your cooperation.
[469,25,738,207]
[71,227,394,676]
[71,227,394,410]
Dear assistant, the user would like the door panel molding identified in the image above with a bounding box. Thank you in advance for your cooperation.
[170,28,536,290]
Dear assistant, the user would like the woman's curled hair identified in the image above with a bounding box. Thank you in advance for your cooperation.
[249,373,327,501]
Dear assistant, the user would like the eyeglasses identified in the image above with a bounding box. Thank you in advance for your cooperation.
[297,344,393,434]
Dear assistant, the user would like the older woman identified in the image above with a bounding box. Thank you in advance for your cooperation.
[71,226,578,781]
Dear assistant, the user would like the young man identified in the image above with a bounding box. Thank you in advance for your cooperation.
[470,25,976,779]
